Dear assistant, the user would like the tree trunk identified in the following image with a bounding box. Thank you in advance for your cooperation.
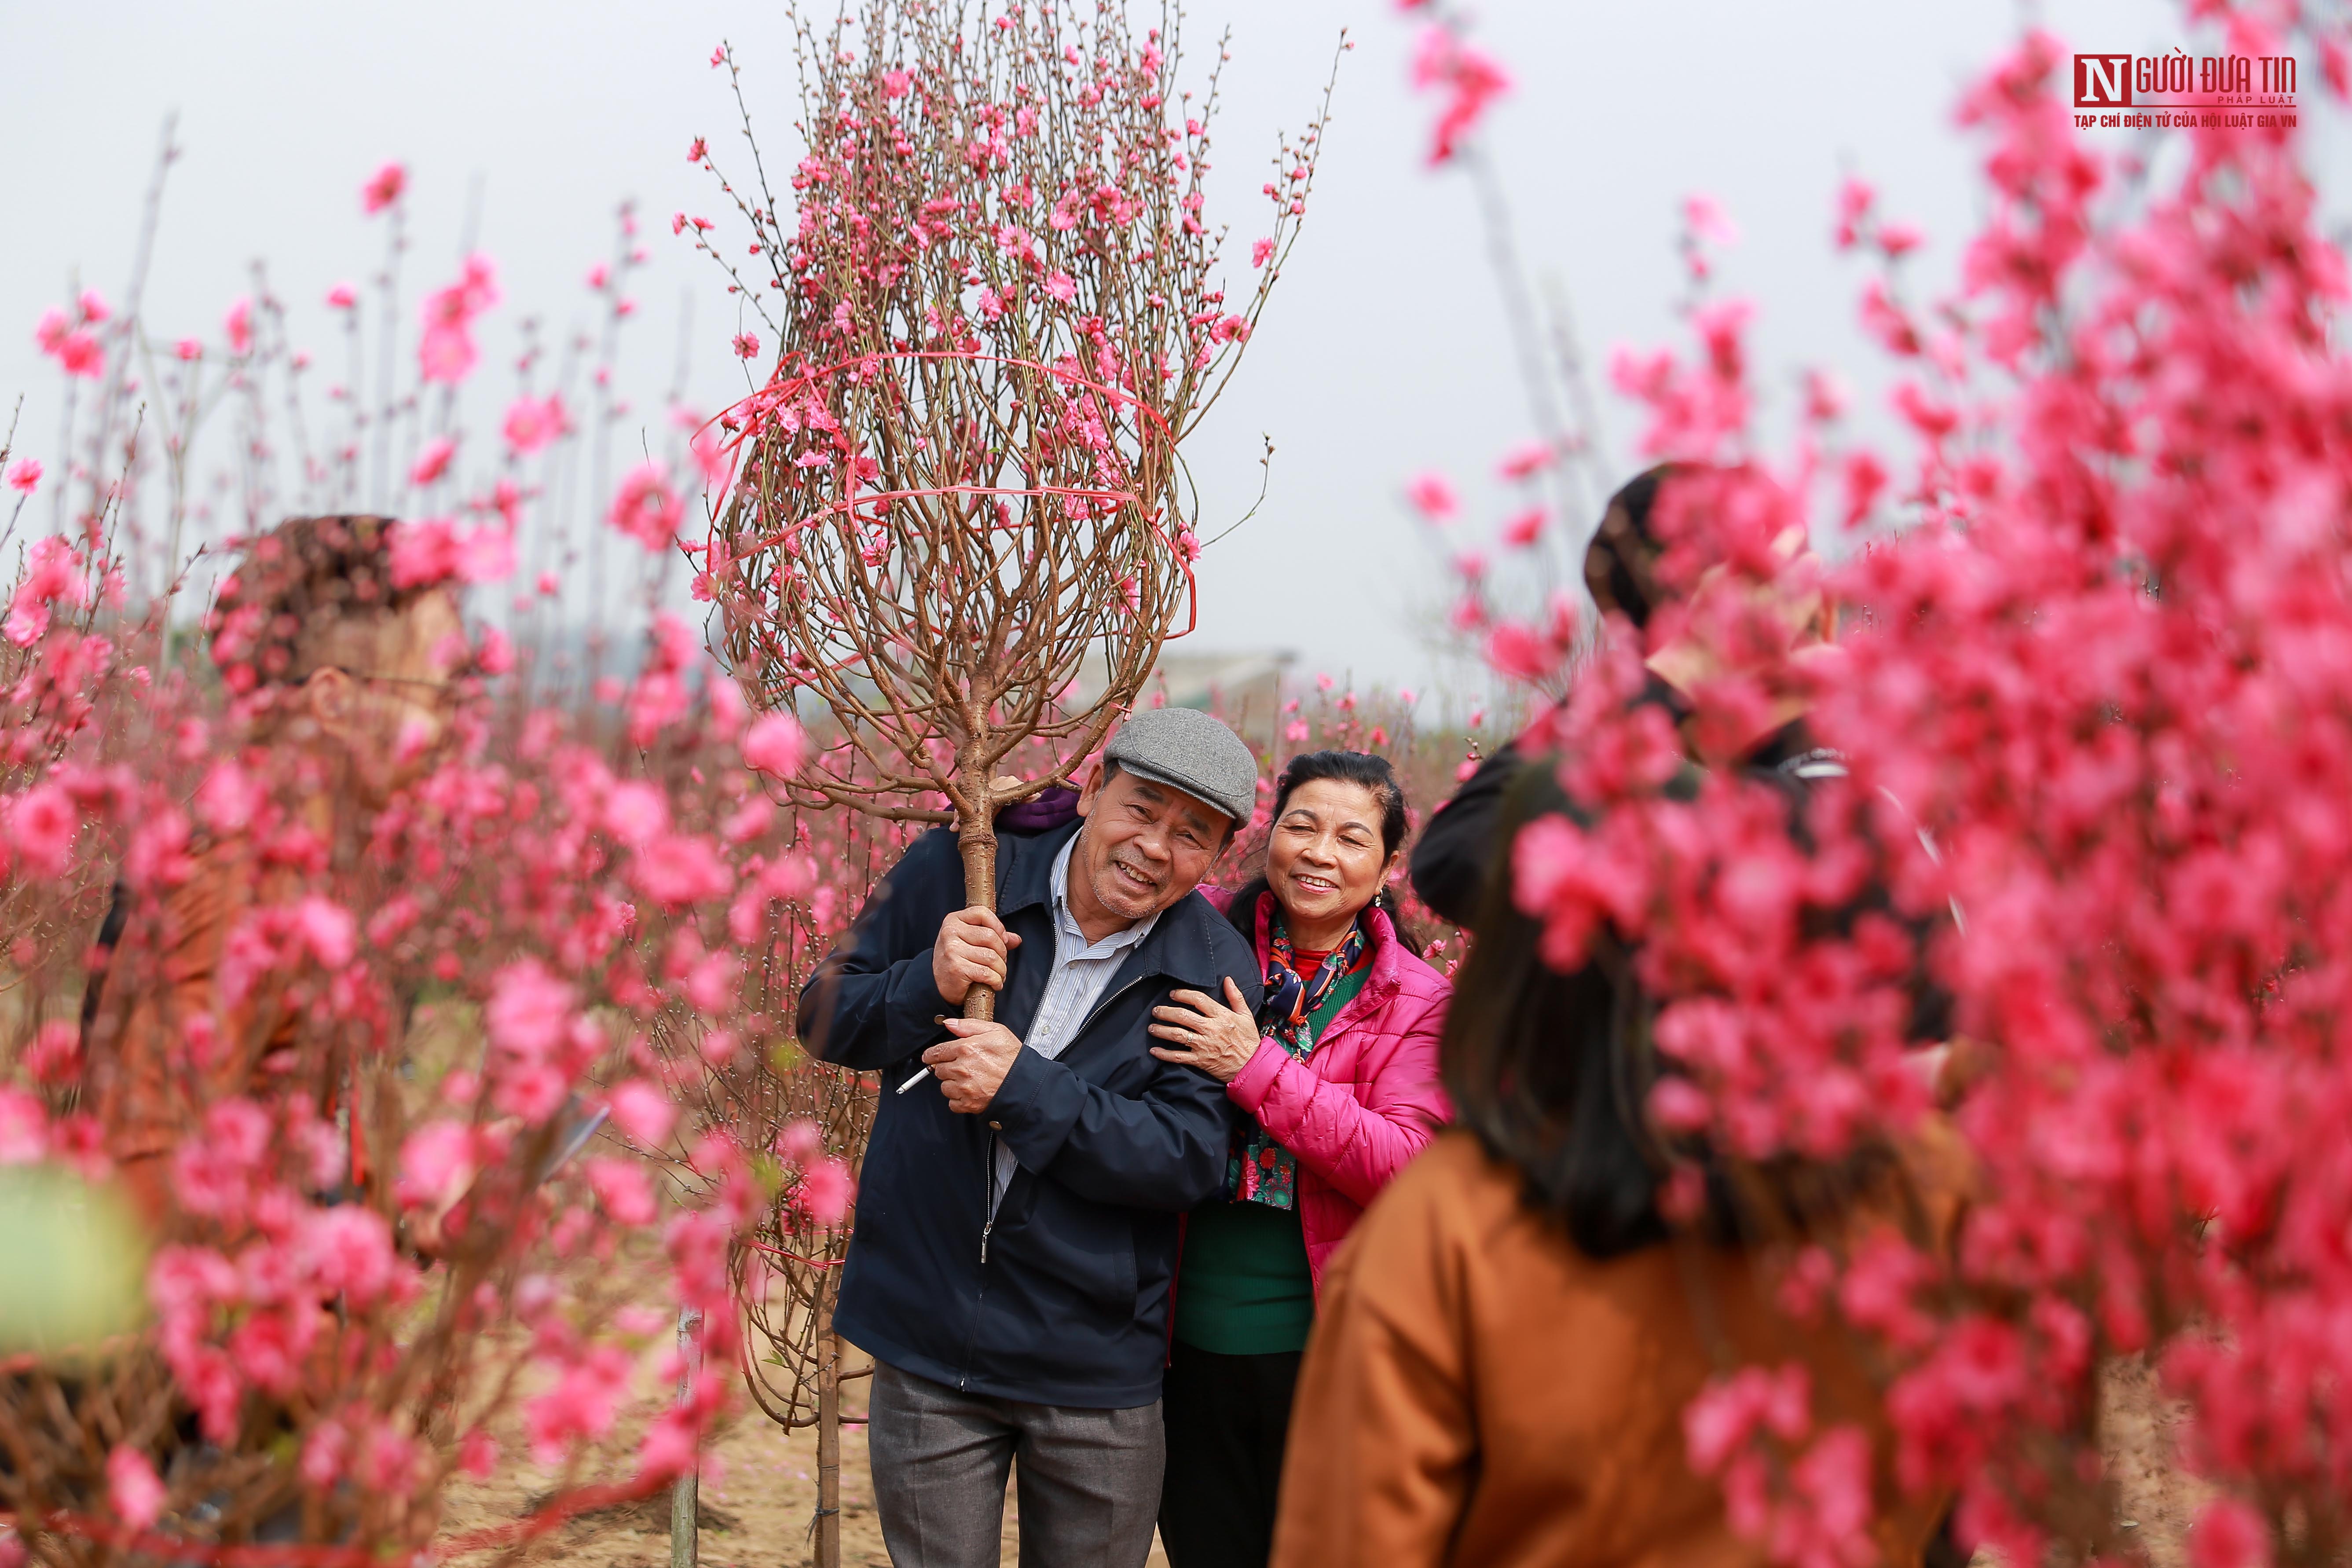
[956,800,1000,1022]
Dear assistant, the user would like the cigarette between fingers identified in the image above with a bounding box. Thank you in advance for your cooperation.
[896,1067,932,1095]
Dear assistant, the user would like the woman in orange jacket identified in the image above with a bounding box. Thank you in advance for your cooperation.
[1270,757,1965,1568]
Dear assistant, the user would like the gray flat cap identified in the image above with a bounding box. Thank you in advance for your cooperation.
[1103,708,1259,824]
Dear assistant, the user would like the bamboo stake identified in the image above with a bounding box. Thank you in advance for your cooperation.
[671,1307,702,1568]
[815,1316,843,1568]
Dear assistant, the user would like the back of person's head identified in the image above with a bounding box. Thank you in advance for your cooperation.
[1441,767,1671,1257]
[208,514,431,693]
[1442,762,1916,1260]
[1586,463,1823,640]
[1226,749,1420,956]
[1583,466,1673,631]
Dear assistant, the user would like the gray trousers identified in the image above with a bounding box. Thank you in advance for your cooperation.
[867,1361,1164,1568]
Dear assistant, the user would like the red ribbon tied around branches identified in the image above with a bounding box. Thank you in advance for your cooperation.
[702,346,1198,639]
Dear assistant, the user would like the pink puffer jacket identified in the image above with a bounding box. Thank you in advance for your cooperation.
[1202,886,1454,1295]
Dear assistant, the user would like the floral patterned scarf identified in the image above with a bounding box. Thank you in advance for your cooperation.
[1224,910,1370,1208]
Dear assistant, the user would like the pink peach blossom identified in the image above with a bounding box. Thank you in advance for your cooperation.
[631,833,733,909]
[361,161,407,214]
[409,435,457,486]
[0,1088,44,1164]
[742,712,804,778]
[1409,26,1508,165]
[106,1445,166,1531]
[1403,470,1458,522]
[608,1080,677,1147]
[1497,440,1551,480]
[607,462,684,551]
[2191,1499,2271,1568]
[802,1158,854,1224]
[583,1157,657,1226]
[486,959,576,1061]
[602,780,670,847]
[8,783,76,878]
[502,392,568,454]
[396,1120,476,1212]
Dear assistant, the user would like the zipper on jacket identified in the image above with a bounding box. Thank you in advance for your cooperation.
[980,1128,1007,1264]
[954,967,1161,1389]
[960,1133,993,1391]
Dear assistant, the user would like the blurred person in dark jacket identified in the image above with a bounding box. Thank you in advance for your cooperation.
[1399,466,1972,1568]
[1412,467,1676,929]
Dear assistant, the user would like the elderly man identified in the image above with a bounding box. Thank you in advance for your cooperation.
[798,707,1263,1568]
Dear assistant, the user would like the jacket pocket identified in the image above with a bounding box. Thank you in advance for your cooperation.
[1004,1184,1139,1317]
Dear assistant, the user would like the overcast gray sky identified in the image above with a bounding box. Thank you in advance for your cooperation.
[4,0,2340,710]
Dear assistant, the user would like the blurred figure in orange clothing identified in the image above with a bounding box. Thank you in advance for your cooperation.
[79,514,465,1229]
[1272,759,1967,1568]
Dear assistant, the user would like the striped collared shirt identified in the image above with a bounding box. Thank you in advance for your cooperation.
[989,832,1161,1214]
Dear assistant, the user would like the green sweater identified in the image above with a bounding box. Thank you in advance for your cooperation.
[1173,965,1368,1356]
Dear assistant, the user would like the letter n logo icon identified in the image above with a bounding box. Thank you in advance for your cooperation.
[2075,54,2133,107]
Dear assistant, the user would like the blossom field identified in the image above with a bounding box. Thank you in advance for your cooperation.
[3,0,2351,1565]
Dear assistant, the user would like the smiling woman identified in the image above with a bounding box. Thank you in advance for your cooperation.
[1145,750,1454,1568]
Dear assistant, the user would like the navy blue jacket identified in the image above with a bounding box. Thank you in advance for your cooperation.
[796,818,1260,1408]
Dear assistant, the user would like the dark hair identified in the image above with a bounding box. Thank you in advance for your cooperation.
[208,515,429,689]
[1585,466,1671,630]
[1442,762,1922,1260]
[1224,750,1418,956]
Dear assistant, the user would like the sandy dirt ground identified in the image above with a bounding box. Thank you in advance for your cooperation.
[433,1357,2192,1568]
[419,1167,2172,1568]
[2101,1356,2207,1568]
[435,1346,1171,1568]
[434,1358,2189,1568]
